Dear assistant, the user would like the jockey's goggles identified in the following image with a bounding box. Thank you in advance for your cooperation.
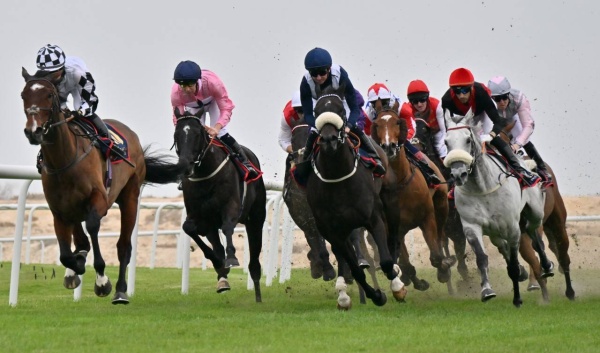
[309,68,329,78]
[451,86,472,95]
[409,96,429,104]
[492,93,510,102]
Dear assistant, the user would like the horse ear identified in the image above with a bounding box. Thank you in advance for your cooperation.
[464,108,475,125]
[392,100,399,112]
[173,107,183,119]
[22,67,32,82]
[443,109,455,129]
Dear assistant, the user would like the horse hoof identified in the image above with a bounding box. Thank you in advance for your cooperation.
[413,279,430,291]
[400,274,412,286]
[94,280,113,297]
[217,278,231,293]
[372,290,387,307]
[309,262,324,279]
[437,268,451,284]
[393,287,408,302]
[542,261,555,278]
[518,265,529,282]
[63,275,81,290]
[481,288,496,302]
[358,259,370,269]
[513,298,523,308]
[527,283,541,291]
[322,266,336,282]
[225,258,240,268]
[337,293,352,310]
[111,292,129,305]
[566,288,576,301]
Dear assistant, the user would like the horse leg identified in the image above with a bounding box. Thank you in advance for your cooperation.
[316,235,336,281]
[181,219,223,269]
[544,215,575,300]
[519,233,549,302]
[365,231,380,268]
[206,230,231,293]
[221,220,240,268]
[84,189,113,300]
[464,226,495,301]
[367,215,405,302]
[506,245,523,308]
[526,227,554,278]
[245,215,264,303]
[349,228,369,269]
[53,219,81,289]
[398,237,429,291]
[334,260,352,310]
[420,216,453,284]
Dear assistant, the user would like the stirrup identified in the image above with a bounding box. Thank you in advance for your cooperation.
[519,172,541,189]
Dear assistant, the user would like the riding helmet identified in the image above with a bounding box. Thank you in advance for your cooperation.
[173,60,202,82]
[449,68,475,87]
[367,83,392,102]
[304,48,332,70]
[407,80,430,101]
[36,44,66,72]
[488,76,512,96]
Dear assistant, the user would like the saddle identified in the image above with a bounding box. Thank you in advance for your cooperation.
[74,118,129,163]
[208,139,262,183]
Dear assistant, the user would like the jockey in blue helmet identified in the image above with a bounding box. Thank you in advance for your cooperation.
[299,47,385,175]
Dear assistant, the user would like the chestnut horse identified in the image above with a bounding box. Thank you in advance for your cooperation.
[21,68,184,304]
[173,108,266,302]
[370,100,455,291]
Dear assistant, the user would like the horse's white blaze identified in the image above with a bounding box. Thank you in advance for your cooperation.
[380,114,393,121]
[183,125,190,143]
[64,268,76,277]
[96,273,109,286]
[30,83,45,91]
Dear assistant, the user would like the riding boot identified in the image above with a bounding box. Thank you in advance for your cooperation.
[351,125,386,175]
[404,141,441,187]
[523,142,554,187]
[220,133,260,179]
[490,136,541,188]
[36,150,43,174]
[90,114,126,158]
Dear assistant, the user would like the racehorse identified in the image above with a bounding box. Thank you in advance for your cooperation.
[444,110,554,307]
[301,87,406,309]
[21,68,185,304]
[173,108,266,302]
[371,100,455,292]
[286,119,380,299]
[417,116,575,301]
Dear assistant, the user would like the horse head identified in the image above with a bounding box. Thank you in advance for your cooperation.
[315,112,345,155]
[411,117,433,155]
[443,109,482,186]
[21,67,64,145]
[173,106,208,176]
[371,99,406,158]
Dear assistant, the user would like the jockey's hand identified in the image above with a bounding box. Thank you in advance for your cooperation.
[206,125,221,138]
[345,126,350,133]
[511,143,521,153]
[71,110,84,119]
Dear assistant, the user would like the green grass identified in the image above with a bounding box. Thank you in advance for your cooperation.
[0,262,599,353]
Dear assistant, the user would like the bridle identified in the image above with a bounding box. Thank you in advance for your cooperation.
[175,116,228,181]
[446,124,481,174]
[374,107,402,154]
[23,78,64,134]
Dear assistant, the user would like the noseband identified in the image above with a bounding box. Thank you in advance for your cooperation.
[446,125,481,172]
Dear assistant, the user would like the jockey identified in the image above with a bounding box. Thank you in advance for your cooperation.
[441,68,541,188]
[488,76,553,187]
[278,91,304,154]
[34,44,125,157]
[300,47,385,175]
[171,60,259,180]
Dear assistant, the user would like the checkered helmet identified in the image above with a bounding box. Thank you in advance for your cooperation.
[36,44,66,72]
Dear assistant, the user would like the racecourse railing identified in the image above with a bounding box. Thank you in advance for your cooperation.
[0,164,297,306]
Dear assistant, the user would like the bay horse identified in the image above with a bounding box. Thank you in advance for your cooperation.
[371,100,455,292]
[302,87,405,309]
[21,68,185,304]
[443,110,554,307]
[173,108,266,302]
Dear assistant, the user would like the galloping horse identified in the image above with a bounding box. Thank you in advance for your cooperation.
[302,87,405,309]
[371,100,455,291]
[173,108,266,302]
[286,119,381,298]
[21,68,185,304]
[444,110,554,307]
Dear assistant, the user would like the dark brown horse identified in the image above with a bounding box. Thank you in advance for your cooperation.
[371,100,455,291]
[302,88,406,309]
[173,108,266,302]
[21,68,184,304]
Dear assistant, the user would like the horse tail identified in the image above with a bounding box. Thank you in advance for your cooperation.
[142,146,185,184]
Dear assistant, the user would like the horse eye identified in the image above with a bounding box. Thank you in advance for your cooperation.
[466,137,471,145]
